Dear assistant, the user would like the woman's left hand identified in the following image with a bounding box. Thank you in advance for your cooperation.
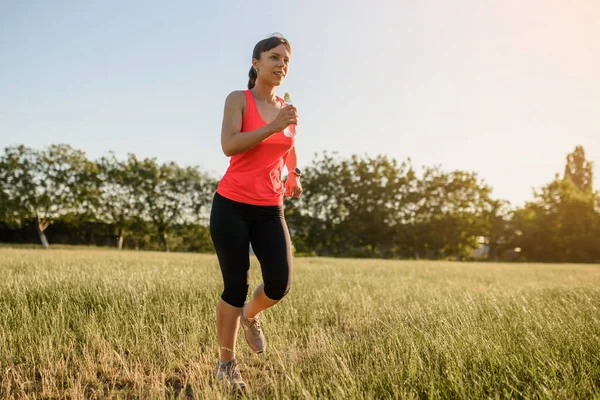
[285,174,303,198]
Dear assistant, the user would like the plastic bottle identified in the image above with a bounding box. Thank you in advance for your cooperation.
[283,92,296,137]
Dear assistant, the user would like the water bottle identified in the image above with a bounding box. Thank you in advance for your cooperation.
[283,92,296,137]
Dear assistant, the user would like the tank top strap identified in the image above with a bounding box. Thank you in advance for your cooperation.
[244,90,258,117]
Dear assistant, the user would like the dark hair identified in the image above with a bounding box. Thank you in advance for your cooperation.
[248,34,291,89]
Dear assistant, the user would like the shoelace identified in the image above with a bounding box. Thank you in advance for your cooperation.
[252,319,261,331]
[223,361,242,380]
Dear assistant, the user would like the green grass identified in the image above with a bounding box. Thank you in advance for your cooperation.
[1,248,599,399]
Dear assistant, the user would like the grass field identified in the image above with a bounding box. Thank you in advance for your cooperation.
[1,248,599,399]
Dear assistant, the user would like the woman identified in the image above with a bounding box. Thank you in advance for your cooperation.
[209,34,302,390]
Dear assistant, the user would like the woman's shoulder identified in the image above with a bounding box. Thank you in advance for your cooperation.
[225,90,249,103]
[224,90,249,113]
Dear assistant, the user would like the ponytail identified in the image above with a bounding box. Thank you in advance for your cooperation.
[248,67,257,89]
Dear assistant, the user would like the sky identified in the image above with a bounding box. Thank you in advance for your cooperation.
[1,0,599,207]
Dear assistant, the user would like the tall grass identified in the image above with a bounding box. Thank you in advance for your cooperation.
[1,248,599,399]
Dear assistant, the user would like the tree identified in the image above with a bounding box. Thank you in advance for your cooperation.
[97,153,142,249]
[564,146,593,193]
[132,156,215,252]
[482,199,513,261]
[512,176,597,262]
[512,146,600,263]
[0,144,91,248]
[412,167,494,260]
[337,154,416,257]
[284,152,351,256]
[285,152,499,260]
[0,157,18,224]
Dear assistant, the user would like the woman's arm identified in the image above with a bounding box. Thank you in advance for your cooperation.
[285,146,303,198]
[220,91,298,157]
[220,91,278,157]
[285,145,298,172]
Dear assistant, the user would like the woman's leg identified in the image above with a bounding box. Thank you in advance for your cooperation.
[243,211,293,318]
[215,300,242,362]
[242,283,275,319]
[210,194,251,362]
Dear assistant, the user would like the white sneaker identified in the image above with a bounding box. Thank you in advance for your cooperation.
[240,312,266,353]
[213,358,246,391]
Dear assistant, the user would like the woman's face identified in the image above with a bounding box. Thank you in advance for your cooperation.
[253,44,291,87]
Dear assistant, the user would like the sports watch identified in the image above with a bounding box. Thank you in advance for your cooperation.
[291,167,302,177]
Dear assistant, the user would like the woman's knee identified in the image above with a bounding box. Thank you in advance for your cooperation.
[264,278,291,301]
[221,282,249,308]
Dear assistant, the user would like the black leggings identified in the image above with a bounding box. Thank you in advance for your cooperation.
[209,192,293,308]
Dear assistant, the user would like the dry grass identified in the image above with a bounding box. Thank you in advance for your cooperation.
[1,248,599,399]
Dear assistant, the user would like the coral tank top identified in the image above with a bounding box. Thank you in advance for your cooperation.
[216,90,295,206]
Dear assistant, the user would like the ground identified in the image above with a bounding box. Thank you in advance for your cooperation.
[1,247,599,399]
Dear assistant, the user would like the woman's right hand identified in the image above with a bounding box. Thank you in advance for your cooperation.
[269,105,298,133]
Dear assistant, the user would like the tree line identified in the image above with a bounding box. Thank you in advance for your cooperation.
[1,144,598,263]
[0,145,216,252]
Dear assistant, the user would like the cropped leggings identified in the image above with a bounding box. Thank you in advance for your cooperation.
[209,192,293,308]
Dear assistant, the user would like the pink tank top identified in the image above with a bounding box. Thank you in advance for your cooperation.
[216,90,295,206]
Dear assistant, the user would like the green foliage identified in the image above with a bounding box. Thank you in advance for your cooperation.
[512,176,600,263]
[411,167,495,260]
[96,153,140,247]
[509,146,600,263]
[0,144,93,248]
[564,145,593,193]
[1,144,598,261]
[286,153,498,260]
[0,145,216,252]
[129,156,216,251]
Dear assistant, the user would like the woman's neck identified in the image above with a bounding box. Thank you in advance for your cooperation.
[251,81,277,104]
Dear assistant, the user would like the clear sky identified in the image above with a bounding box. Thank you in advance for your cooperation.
[1,0,598,207]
